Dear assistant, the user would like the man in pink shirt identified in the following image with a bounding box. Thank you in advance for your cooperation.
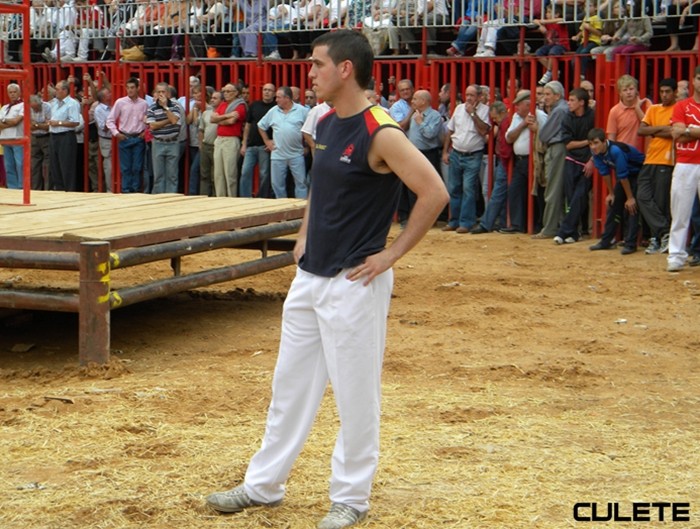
[106,77,148,193]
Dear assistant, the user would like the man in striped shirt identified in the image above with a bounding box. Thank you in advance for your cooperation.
[146,82,182,194]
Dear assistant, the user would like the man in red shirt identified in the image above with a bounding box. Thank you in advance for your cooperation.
[210,83,247,197]
[668,67,700,272]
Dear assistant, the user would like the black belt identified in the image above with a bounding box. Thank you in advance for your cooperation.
[119,131,142,137]
[50,131,72,136]
[454,148,484,157]
[153,137,179,143]
[514,154,529,160]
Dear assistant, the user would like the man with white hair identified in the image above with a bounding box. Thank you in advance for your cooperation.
[532,80,568,238]
[0,83,25,189]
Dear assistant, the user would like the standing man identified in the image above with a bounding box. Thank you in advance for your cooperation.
[241,83,276,197]
[668,67,700,272]
[442,84,491,233]
[588,128,645,254]
[206,29,448,529]
[30,94,52,190]
[48,80,81,191]
[503,90,543,233]
[0,84,25,189]
[533,80,568,238]
[637,78,677,254]
[211,83,247,197]
[401,89,443,227]
[106,77,148,193]
[93,87,113,192]
[553,87,596,244]
[607,74,651,151]
[198,89,221,196]
[471,101,513,234]
[146,82,182,194]
[257,86,309,198]
[388,79,414,131]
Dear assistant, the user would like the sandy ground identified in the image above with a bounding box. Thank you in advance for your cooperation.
[1,226,699,529]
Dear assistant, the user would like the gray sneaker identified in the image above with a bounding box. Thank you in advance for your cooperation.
[318,503,367,529]
[206,485,282,513]
[660,233,670,253]
[645,237,660,254]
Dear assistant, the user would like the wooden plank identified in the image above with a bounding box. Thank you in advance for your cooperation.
[0,189,305,242]
[1,190,304,238]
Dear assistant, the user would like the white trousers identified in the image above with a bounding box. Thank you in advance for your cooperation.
[668,162,700,267]
[245,266,393,512]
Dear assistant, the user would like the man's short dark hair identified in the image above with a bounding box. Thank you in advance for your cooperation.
[587,128,606,142]
[660,78,678,91]
[279,86,293,99]
[569,87,589,106]
[311,30,373,90]
[126,77,139,87]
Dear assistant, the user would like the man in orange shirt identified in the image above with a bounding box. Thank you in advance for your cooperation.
[606,74,652,151]
[637,78,677,254]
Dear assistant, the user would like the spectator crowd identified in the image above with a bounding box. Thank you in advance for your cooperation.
[1,0,699,62]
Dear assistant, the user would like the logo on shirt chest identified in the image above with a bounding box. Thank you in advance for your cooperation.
[340,143,355,164]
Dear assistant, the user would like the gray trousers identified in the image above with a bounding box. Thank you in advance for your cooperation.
[541,142,567,236]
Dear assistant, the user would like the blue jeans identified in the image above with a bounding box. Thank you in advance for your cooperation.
[271,156,307,199]
[452,25,477,53]
[691,195,700,256]
[3,145,23,189]
[188,146,200,195]
[118,136,145,193]
[241,145,271,198]
[151,141,180,194]
[480,159,508,231]
[447,150,482,229]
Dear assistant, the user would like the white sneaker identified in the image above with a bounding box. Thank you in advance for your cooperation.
[42,48,55,62]
[318,503,367,529]
[265,50,281,60]
[474,47,495,58]
[667,261,684,272]
[564,236,577,244]
[660,233,670,253]
[538,71,552,85]
[553,236,564,245]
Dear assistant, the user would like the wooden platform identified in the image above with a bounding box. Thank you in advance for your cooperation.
[0,190,306,364]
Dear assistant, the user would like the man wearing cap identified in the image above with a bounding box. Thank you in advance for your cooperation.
[502,89,544,233]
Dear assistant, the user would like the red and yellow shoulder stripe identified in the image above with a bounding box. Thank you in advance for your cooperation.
[364,105,399,135]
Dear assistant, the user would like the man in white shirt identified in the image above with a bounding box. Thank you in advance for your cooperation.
[442,84,491,233]
[0,83,25,189]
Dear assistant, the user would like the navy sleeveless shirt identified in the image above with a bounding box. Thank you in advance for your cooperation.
[299,105,402,277]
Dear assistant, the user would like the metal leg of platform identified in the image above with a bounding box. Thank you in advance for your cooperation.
[79,242,111,365]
